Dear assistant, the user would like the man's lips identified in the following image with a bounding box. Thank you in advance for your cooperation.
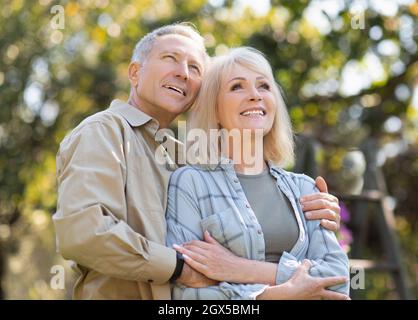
[162,84,186,97]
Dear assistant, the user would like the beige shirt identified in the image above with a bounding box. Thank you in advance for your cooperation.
[53,99,179,300]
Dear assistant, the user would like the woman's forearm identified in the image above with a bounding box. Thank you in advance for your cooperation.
[256,282,293,300]
[231,258,278,285]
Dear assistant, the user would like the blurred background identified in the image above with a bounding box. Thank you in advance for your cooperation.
[0,0,417,299]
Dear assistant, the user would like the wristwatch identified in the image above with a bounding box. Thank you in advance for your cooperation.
[169,252,185,282]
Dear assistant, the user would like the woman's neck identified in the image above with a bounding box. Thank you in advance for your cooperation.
[234,161,267,175]
[229,132,266,175]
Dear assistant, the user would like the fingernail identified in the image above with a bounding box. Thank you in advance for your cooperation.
[183,254,190,260]
[305,212,311,218]
[173,244,181,249]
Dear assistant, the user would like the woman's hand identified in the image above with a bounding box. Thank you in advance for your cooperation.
[257,260,350,300]
[173,230,250,283]
[301,176,341,232]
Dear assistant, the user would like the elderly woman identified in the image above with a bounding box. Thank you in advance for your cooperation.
[166,47,350,300]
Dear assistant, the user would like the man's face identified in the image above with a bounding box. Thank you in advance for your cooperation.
[131,34,206,124]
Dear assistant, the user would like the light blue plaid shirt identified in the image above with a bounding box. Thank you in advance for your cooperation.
[166,160,350,299]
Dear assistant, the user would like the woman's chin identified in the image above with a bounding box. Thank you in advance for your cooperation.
[238,125,270,133]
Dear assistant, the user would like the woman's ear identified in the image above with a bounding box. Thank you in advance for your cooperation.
[128,61,140,87]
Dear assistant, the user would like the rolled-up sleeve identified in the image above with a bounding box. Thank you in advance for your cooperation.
[275,175,350,295]
[53,121,176,284]
[166,168,267,300]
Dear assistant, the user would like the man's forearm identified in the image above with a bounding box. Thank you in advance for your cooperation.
[54,206,177,283]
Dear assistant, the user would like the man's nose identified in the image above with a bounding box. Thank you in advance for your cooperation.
[175,62,189,81]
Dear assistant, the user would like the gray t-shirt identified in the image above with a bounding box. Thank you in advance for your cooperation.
[237,168,299,262]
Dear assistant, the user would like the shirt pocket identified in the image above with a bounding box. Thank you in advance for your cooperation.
[200,207,247,258]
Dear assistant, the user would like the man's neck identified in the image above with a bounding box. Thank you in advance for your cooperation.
[127,95,174,128]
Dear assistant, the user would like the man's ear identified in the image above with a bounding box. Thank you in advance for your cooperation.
[128,61,141,87]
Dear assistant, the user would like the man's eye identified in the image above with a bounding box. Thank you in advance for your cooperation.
[164,55,176,61]
[231,83,242,91]
[190,65,201,74]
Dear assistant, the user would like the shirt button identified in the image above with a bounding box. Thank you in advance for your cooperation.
[246,204,251,208]
[148,279,153,283]
[257,230,263,235]
[233,179,239,183]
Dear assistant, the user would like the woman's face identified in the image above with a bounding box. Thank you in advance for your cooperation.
[217,64,276,134]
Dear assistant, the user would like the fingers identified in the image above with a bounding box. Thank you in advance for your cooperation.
[183,239,212,250]
[320,219,338,232]
[315,176,328,193]
[173,244,207,265]
[203,230,218,245]
[302,199,340,215]
[291,259,312,280]
[182,253,208,275]
[181,244,209,257]
[300,192,339,204]
[318,276,348,288]
[336,211,341,230]
[304,209,337,222]
[320,289,350,300]
[300,259,313,271]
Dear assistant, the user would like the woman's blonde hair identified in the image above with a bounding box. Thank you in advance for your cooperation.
[187,47,294,167]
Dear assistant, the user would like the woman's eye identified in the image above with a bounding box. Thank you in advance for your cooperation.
[231,83,242,91]
[259,83,270,90]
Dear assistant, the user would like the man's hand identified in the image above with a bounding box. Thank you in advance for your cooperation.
[176,262,219,288]
[173,231,244,283]
[257,260,350,300]
[300,176,341,232]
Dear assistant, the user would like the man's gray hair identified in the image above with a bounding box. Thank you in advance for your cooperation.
[131,22,207,63]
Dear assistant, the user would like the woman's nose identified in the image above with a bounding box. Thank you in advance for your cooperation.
[249,86,262,101]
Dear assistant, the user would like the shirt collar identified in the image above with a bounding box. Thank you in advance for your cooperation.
[219,158,283,174]
[109,99,157,128]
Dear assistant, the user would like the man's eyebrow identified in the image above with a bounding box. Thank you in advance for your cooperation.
[159,50,179,55]
[159,51,203,68]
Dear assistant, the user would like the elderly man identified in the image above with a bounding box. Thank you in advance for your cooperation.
[53,23,343,300]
